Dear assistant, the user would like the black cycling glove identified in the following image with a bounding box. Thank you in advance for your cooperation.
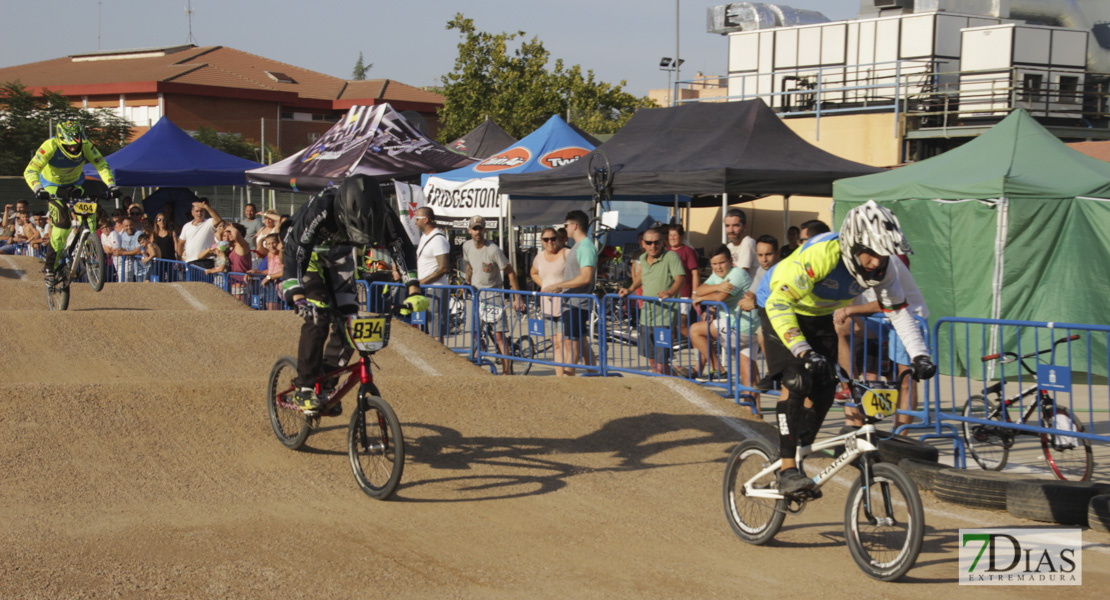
[911,355,937,380]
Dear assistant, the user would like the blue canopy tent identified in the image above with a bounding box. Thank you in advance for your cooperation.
[84,117,264,187]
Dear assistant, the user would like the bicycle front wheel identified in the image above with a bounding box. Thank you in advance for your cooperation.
[844,462,925,582]
[266,356,310,450]
[1040,406,1093,481]
[722,437,786,545]
[83,232,107,292]
[348,393,405,500]
[45,280,69,311]
[962,394,1009,471]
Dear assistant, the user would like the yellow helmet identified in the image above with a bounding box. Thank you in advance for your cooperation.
[56,120,86,159]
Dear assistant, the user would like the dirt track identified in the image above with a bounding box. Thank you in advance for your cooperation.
[0,254,1106,599]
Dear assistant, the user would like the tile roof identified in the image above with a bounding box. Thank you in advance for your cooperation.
[0,45,442,109]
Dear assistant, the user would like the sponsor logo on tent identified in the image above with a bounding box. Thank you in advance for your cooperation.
[540,146,590,169]
[475,147,531,173]
[453,139,468,151]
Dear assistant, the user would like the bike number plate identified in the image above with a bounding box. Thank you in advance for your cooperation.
[73,202,97,215]
[347,317,386,352]
[860,385,898,420]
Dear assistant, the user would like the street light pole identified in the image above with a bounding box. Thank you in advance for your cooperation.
[675,0,681,106]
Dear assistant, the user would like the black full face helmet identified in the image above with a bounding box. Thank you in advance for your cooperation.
[333,174,385,246]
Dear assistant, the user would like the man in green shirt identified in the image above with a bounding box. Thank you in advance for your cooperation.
[619,226,685,375]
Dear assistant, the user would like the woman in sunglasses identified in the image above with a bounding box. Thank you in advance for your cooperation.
[530,226,569,375]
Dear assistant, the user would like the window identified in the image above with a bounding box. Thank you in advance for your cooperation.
[265,71,297,84]
[1021,73,1044,103]
[1058,76,1080,105]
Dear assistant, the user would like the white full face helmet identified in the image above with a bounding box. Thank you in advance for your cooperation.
[838,200,912,287]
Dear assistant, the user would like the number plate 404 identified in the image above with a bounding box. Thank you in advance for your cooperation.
[73,202,97,215]
[348,318,385,342]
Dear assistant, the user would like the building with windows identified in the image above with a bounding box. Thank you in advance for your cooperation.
[0,44,446,158]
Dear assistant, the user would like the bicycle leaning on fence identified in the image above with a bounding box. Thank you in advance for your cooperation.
[45,189,109,311]
[723,369,926,581]
[961,333,1093,481]
[476,298,534,375]
[266,307,405,500]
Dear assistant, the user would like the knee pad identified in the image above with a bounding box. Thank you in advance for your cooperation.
[782,363,811,397]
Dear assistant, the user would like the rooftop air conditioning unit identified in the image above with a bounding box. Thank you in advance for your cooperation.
[873,0,908,7]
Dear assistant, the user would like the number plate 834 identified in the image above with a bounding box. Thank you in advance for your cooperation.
[346,317,386,351]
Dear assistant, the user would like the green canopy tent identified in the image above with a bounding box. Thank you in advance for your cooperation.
[833,109,1110,376]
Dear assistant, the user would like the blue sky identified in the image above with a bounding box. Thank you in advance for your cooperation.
[1,1,858,97]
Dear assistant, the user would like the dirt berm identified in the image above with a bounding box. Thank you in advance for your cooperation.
[0,255,1104,598]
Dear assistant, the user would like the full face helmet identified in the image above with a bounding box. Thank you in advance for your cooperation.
[838,200,912,287]
[333,174,384,246]
[56,120,86,160]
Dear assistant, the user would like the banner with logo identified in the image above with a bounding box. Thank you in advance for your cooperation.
[246,104,474,193]
[393,181,425,246]
[420,114,594,226]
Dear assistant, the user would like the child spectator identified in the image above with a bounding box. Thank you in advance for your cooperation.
[136,232,160,281]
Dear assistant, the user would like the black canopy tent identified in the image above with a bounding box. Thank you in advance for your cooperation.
[499,100,885,199]
[447,118,517,160]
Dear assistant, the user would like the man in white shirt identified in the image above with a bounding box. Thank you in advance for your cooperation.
[177,201,222,270]
[724,208,757,280]
[111,216,144,282]
[415,206,452,342]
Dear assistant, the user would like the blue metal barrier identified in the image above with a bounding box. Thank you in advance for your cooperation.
[932,317,1109,469]
[474,288,601,375]
[418,283,475,357]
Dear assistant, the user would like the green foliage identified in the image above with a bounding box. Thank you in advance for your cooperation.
[192,127,265,162]
[0,81,132,177]
[352,52,373,81]
[437,14,656,143]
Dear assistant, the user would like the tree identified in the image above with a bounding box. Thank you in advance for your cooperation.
[352,52,373,81]
[0,81,132,177]
[191,127,264,162]
[436,14,655,143]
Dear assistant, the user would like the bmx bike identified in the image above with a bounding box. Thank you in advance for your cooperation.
[962,333,1093,481]
[266,309,405,500]
[723,369,925,581]
[45,189,109,311]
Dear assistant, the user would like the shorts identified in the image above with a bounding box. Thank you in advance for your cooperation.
[758,306,839,382]
[638,323,677,362]
[868,316,927,366]
[714,318,756,358]
[561,306,591,341]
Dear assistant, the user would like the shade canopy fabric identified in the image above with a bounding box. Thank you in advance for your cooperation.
[833,109,1110,376]
[245,104,474,193]
[447,119,517,159]
[82,117,263,187]
[836,110,1110,202]
[422,115,595,226]
[498,99,885,198]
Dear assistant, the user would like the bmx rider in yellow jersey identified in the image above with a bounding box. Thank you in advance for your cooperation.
[754,200,937,494]
[24,120,120,284]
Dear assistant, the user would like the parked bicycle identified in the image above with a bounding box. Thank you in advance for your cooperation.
[45,189,109,311]
[961,333,1093,481]
[476,299,533,375]
[266,308,405,500]
[723,369,925,581]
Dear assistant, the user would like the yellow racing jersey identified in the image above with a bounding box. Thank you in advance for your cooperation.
[757,232,920,357]
[24,138,116,191]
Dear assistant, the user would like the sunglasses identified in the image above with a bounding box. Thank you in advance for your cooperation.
[156,218,164,222]
[644,239,663,246]
[541,237,557,242]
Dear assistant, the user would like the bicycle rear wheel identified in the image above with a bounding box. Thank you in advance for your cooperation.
[516,336,535,375]
[844,462,924,582]
[83,232,107,292]
[1040,406,1093,481]
[348,392,405,500]
[961,394,1009,471]
[266,356,310,450]
[722,437,786,545]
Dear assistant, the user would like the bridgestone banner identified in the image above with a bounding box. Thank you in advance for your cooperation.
[422,177,505,219]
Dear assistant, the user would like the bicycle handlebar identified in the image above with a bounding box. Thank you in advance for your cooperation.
[980,334,1080,362]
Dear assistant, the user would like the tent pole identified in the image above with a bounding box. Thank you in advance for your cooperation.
[721,192,728,244]
[784,195,790,239]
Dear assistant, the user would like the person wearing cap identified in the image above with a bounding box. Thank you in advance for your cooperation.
[462,215,523,375]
